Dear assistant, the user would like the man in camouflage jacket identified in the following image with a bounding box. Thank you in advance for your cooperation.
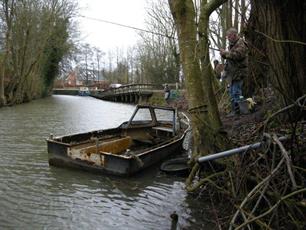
[220,27,248,115]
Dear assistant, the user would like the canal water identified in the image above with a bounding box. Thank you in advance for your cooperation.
[0,95,214,229]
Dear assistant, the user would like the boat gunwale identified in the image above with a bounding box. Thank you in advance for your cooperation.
[47,111,190,152]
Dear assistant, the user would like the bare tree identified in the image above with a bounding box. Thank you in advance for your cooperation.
[93,47,105,82]
[135,0,179,85]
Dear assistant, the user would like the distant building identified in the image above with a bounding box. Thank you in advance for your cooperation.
[55,66,107,88]
[64,71,83,87]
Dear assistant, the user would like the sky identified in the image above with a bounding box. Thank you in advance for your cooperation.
[77,0,147,53]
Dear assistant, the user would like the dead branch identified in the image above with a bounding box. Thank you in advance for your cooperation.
[271,133,297,190]
[235,188,306,230]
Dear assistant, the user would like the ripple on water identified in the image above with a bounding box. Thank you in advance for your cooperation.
[0,96,213,229]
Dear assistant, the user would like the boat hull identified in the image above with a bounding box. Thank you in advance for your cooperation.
[47,135,184,176]
[47,105,190,176]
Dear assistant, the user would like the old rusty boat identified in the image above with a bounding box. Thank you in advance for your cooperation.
[47,105,190,176]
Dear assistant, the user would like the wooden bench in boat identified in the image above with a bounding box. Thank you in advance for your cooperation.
[68,136,133,166]
[81,136,133,155]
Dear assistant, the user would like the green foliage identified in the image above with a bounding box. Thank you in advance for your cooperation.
[112,61,129,84]
[136,41,179,84]
[148,93,167,106]
[40,18,71,95]
[0,0,76,103]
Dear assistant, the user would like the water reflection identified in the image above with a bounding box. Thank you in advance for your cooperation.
[0,95,213,229]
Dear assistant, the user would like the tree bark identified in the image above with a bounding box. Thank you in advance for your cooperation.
[169,0,210,155]
[248,0,306,109]
[169,0,229,190]
[233,0,239,29]
[226,0,232,29]
[0,67,5,106]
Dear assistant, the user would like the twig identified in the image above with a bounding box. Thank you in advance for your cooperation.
[296,95,306,108]
[271,133,297,190]
[186,162,200,190]
[263,103,295,133]
[234,188,306,230]
[250,183,270,216]
[263,94,306,133]
[229,155,285,229]
[293,166,306,173]
[255,30,306,46]
[228,171,236,198]
[234,205,273,230]
[186,171,226,193]
[208,190,222,230]
[240,211,252,230]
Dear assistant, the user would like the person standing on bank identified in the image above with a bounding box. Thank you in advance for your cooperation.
[164,83,170,104]
[213,59,223,81]
[220,27,248,116]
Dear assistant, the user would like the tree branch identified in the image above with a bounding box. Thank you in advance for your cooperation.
[204,0,228,16]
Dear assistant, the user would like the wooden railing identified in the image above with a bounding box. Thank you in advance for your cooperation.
[95,84,163,97]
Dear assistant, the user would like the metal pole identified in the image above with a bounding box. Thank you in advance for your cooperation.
[197,136,287,164]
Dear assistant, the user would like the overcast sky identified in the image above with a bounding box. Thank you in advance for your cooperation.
[77,0,146,52]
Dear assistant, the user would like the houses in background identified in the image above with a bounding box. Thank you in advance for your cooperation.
[64,71,82,87]
[54,66,108,89]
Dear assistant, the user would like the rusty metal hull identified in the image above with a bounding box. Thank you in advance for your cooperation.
[47,105,190,176]
[47,134,184,176]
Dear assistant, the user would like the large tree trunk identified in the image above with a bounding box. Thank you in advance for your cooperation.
[226,0,232,29]
[240,0,247,32]
[233,0,239,29]
[248,0,306,108]
[169,0,228,191]
[199,0,226,130]
[220,4,227,51]
[0,71,5,106]
[244,2,268,97]
[169,0,212,157]
[0,56,5,106]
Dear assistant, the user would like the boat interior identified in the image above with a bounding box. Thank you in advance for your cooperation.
[72,124,176,156]
[48,105,189,164]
